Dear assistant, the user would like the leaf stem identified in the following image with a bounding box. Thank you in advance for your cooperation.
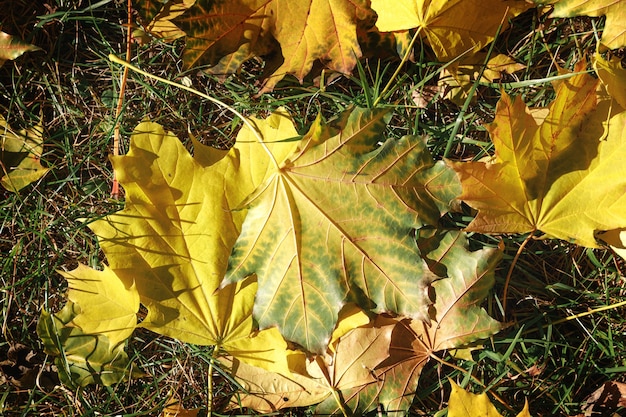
[110,0,133,199]
[107,54,279,170]
[502,233,533,320]
[208,354,213,417]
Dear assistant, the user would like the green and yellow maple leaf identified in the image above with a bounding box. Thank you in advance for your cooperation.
[1,115,49,192]
[223,107,461,353]
[540,0,626,50]
[450,65,626,247]
[448,380,532,417]
[370,0,531,62]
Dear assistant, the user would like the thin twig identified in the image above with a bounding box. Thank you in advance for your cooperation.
[502,233,534,319]
[110,0,133,199]
[108,54,279,170]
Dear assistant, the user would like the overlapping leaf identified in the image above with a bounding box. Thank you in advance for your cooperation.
[223,107,460,353]
[359,230,502,415]
[450,66,626,247]
[370,0,531,61]
[225,230,501,415]
[223,312,396,413]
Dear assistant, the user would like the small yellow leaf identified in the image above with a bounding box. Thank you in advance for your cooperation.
[448,380,502,417]
[0,115,49,192]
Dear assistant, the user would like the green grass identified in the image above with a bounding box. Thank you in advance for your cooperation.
[1,1,625,416]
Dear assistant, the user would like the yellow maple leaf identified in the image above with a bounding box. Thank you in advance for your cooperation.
[175,0,373,92]
[370,0,531,61]
[448,380,533,417]
[223,107,459,353]
[76,112,299,375]
[450,64,626,247]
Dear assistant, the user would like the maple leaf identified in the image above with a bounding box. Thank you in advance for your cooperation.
[69,115,303,375]
[1,115,49,192]
[223,106,461,353]
[450,66,626,247]
[448,380,532,417]
[541,0,626,50]
[175,0,373,92]
[0,31,41,66]
[370,0,531,62]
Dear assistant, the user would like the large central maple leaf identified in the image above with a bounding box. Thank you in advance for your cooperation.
[223,107,460,353]
[450,67,626,247]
